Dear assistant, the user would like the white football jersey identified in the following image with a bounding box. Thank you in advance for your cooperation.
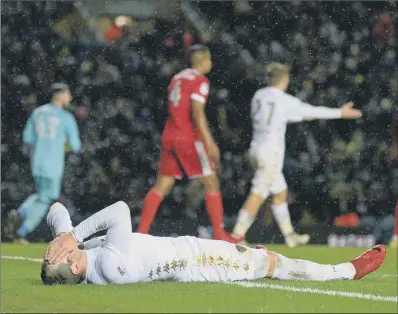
[250,87,341,155]
[83,233,270,285]
[68,202,269,285]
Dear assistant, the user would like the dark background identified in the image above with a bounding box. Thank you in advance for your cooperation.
[1,1,397,242]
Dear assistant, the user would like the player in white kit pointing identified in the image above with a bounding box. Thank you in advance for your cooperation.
[42,201,385,285]
[232,63,363,247]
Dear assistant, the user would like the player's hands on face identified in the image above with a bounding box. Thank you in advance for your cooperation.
[45,232,78,264]
[340,102,362,119]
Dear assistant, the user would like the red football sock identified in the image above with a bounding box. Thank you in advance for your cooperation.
[205,192,225,235]
[393,202,398,236]
[137,188,163,234]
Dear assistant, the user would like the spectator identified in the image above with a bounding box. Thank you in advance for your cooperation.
[1,2,397,239]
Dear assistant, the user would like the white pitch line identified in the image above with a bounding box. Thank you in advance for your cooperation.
[381,274,398,278]
[231,281,398,303]
[2,255,42,262]
[368,272,398,278]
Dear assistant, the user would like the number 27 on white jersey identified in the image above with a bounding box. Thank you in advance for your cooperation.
[252,99,275,126]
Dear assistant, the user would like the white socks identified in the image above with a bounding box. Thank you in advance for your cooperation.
[232,209,255,238]
[271,203,294,237]
[272,253,356,281]
[232,203,294,238]
[47,203,73,237]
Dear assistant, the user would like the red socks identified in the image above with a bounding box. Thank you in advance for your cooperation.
[205,192,225,235]
[138,189,239,243]
[137,188,163,234]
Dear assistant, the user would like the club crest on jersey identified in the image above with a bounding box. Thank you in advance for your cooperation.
[117,266,126,276]
[200,82,209,95]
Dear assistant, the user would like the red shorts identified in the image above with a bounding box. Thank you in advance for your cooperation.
[158,138,215,179]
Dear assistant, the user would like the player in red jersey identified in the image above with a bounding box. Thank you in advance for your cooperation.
[137,45,241,243]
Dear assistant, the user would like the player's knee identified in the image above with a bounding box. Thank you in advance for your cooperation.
[154,185,171,196]
[273,189,288,204]
[154,176,175,196]
[200,175,220,192]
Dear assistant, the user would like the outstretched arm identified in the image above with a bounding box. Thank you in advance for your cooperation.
[294,101,362,121]
[46,201,131,264]
[297,103,342,120]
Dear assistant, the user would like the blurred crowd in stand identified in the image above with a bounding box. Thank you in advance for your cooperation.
[2,2,397,238]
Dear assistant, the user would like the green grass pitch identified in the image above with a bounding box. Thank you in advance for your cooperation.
[1,244,397,313]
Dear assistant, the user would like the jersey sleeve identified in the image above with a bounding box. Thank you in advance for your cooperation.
[287,95,341,121]
[72,201,133,285]
[23,114,36,145]
[191,77,210,105]
[287,116,304,123]
[65,114,82,153]
[72,201,132,255]
[46,202,73,238]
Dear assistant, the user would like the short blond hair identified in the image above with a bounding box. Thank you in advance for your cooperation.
[41,261,83,285]
[266,63,290,85]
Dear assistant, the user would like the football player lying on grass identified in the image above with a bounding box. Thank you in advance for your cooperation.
[42,201,387,285]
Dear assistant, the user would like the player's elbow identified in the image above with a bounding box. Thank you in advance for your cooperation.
[115,201,130,217]
[70,142,82,153]
[49,202,66,213]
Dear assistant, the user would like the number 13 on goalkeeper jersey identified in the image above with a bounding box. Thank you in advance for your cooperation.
[24,103,82,180]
